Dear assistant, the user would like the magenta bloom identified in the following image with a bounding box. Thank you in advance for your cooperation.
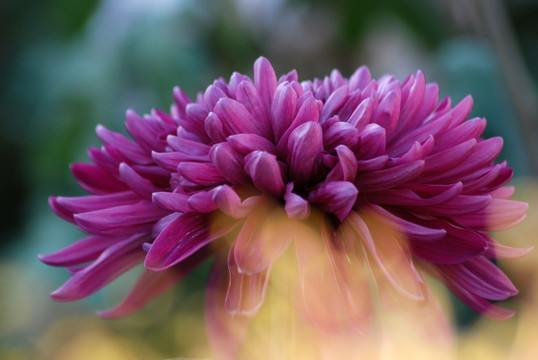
[41,57,529,355]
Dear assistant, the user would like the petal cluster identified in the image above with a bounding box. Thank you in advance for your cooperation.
[41,57,529,356]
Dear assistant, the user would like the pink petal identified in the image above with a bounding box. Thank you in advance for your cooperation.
[356,160,424,192]
[205,259,250,360]
[226,248,271,316]
[287,121,323,185]
[254,57,277,112]
[346,211,425,301]
[118,163,160,200]
[97,251,207,319]
[152,191,190,212]
[209,142,249,184]
[145,213,237,270]
[96,125,151,164]
[233,205,294,275]
[71,163,128,195]
[271,82,298,141]
[38,235,117,267]
[309,181,358,221]
[177,161,226,187]
[244,151,285,196]
[227,133,276,155]
[74,200,169,236]
[284,183,310,220]
[50,236,146,301]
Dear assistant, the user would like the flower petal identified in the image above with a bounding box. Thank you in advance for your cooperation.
[309,181,358,221]
[233,205,294,275]
[74,200,169,236]
[226,248,271,316]
[284,183,310,220]
[38,235,117,267]
[287,121,323,185]
[209,142,249,184]
[97,251,207,319]
[244,151,285,196]
[50,236,146,301]
[205,259,250,360]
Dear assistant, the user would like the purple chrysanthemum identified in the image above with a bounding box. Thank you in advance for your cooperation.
[41,57,529,356]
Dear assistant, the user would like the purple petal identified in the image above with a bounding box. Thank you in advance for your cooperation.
[271,82,298,141]
[214,98,263,136]
[74,200,169,236]
[188,190,218,213]
[118,163,160,200]
[204,84,228,110]
[70,163,128,195]
[276,93,321,156]
[309,181,358,221]
[235,80,272,139]
[347,98,374,132]
[96,125,151,164]
[323,120,360,153]
[371,91,400,137]
[209,142,249,184]
[254,57,277,112]
[422,139,476,176]
[144,213,205,270]
[287,121,323,185]
[177,161,225,187]
[97,251,207,319]
[320,85,348,123]
[152,191,190,212]
[349,65,371,91]
[356,160,424,192]
[50,236,146,301]
[205,112,227,143]
[212,185,259,219]
[284,183,310,220]
[38,235,117,266]
[227,133,276,155]
[411,224,488,264]
[355,123,386,159]
[54,191,140,216]
[438,256,517,301]
[244,151,285,196]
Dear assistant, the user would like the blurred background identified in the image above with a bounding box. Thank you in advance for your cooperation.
[1,0,537,359]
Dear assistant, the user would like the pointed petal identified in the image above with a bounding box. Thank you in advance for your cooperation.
[97,251,207,318]
[309,181,358,221]
[74,200,169,236]
[118,163,161,200]
[271,82,298,141]
[177,161,226,187]
[50,236,145,301]
[38,235,117,267]
[284,183,310,220]
[226,249,271,316]
[209,142,249,184]
[145,213,237,270]
[287,121,323,185]
[205,259,250,360]
[254,57,278,112]
[244,151,285,196]
[70,163,128,194]
[234,205,294,275]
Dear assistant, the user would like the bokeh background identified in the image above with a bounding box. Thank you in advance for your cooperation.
[1,0,537,359]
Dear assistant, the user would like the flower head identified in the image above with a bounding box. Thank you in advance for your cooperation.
[41,57,529,357]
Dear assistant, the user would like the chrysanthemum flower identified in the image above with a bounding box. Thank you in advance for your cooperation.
[41,57,529,357]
